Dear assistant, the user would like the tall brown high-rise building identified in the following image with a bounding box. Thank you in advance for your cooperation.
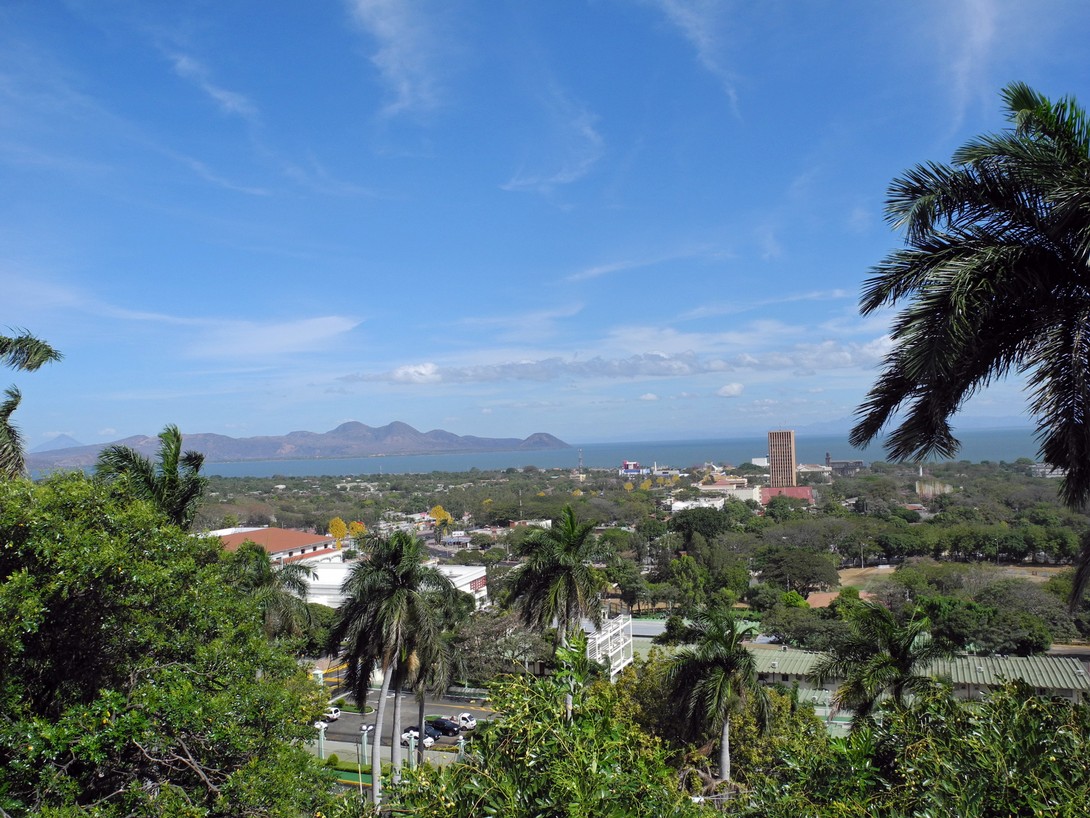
[768,430,797,488]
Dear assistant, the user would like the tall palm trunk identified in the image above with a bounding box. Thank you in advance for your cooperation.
[371,660,395,806]
[391,686,404,773]
[720,716,732,783]
[416,691,427,766]
[557,617,575,720]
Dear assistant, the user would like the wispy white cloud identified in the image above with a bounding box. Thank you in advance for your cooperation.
[680,289,852,321]
[565,245,725,283]
[567,258,650,283]
[175,153,270,195]
[2,273,362,363]
[640,393,659,401]
[454,303,585,344]
[716,382,744,397]
[647,0,738,110]
[345,0,446,118]
[935,0,998,133]
[502,85,604,194]
[169,53,259,120]
[185,316,362,359]
[757,225,782,261]
[274,152,377,197]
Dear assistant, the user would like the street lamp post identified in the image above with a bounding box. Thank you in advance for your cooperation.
[358,724,374,799]
[407,735,417,770]
[315,721,326,761]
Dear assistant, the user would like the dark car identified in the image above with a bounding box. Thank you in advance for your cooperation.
[428,717,461,737]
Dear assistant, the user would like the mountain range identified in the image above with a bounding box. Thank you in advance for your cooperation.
[25,421,570,470]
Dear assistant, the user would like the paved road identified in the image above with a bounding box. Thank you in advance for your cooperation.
[630,618,666,637]
[315,693,493,765]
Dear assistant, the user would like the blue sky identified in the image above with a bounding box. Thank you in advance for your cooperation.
[3,1,1087,448]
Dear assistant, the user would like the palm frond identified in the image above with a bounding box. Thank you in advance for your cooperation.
[0,331,62,371]
[0,386,26,478]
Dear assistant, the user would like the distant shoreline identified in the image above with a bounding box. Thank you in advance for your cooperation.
[195,428,1042,479]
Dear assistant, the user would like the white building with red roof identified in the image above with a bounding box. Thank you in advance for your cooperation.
[214,526,341,565]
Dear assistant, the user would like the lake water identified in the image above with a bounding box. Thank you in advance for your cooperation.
[202,427,1041,478]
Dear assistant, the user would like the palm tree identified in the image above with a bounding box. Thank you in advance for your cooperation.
[848,82,1090,600]
[507,504,605,652]
[95,424,207,529]
[810,601,951,723]
[0,388,26,480]
[664,606,769,783]
[0,331,62,479]
[327,531,457,805]
[222,541,315,642]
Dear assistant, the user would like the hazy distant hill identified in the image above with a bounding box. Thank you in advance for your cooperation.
[30,434,84,453]
[25,421,570,470]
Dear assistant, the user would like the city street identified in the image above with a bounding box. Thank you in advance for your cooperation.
[313,692,493,767]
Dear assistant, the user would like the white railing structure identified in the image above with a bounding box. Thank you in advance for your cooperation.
[585,614,634,680]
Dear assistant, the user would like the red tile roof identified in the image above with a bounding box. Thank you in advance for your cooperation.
[219,527,334,555]
[760,486,815,505]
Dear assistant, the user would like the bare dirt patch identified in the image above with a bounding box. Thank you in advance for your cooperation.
[838,563,1067,589]
[995,564,1066,584]
[838,566,896,590]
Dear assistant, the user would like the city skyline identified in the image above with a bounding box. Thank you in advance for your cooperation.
[3,2,1085,448]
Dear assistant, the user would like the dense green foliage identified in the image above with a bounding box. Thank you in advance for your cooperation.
[741,684,1090,817]
[388,636,708,817]
[0,474,334,817]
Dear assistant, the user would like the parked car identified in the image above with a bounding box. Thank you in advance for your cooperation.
[455,712,477,730]
[323,706,341,722]
[400,724,440,748]
[428,717,460,736]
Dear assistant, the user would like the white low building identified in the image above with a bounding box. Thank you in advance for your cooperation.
[303,560,488,609]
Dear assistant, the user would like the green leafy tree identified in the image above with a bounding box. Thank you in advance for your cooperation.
[755,545,839,595]
[0,473,335,816]
[811,601,952,722]
[95,423,208,529]
[327,531,456,805]
[507,505,605,651]
[388,633,708,818]
[447,608,551,685]
[847,82,1090,603]
[0,331,62,479]
[665,606,770,783]
[668,554,709,616]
